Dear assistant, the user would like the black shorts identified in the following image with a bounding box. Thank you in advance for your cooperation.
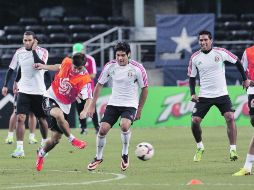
[42,97,67,134]
[76,99,87,114]
[16,92,46,118]
[248,94,254,115]
[101,105,137,127]
[192,95,234,118]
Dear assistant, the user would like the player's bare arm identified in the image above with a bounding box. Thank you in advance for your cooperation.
[33,63,60,71]
[135,86,148,120]
[87,83,103,118]
[80,98,93,119]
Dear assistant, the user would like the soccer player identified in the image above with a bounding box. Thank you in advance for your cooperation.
[72,43,100,134]
[87,41,148,171]
[2,85,38,144]
[233,45,254,176]
[6,31,49,158]
[188,30,249,162]
[34,53,92,171]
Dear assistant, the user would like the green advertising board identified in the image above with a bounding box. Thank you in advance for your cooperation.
[85,86,249,128]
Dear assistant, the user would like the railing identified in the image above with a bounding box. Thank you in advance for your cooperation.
[1,26,253,69]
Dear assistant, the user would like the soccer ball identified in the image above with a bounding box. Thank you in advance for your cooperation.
[135,142,154,161]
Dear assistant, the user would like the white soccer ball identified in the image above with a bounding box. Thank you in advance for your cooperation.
[135,142,154,161]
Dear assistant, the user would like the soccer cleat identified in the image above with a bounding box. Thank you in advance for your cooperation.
[36,153,45,171]
[29,137,38,144]
[193,148,204,162]
[87,157,103,171]
[5,137,14,144]
[71,138,87,149]
[11,148,25,158]
[230,150,239,161]
[232,168,251,176]
[121,154,129,171]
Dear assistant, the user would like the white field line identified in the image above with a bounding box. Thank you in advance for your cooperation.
[0,169,126,189]
[1,169,254,188]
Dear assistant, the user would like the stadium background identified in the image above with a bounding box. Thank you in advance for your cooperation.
[0,0,253,128]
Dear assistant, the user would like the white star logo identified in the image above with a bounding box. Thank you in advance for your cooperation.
[171,27,197,53]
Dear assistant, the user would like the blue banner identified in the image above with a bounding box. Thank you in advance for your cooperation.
[156,14,215,66]
[163,65,242,86]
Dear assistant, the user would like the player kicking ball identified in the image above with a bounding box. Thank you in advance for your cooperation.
[33,53,92,171]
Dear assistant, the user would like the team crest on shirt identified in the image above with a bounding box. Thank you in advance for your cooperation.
[128,70,134,78]
[59,78,72,95]
[215,56,220,62]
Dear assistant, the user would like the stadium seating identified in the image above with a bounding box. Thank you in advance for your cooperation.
[214,30,231,41]
[0,48,16,65]
[6,34,23,44]
[49,33,70,43]
[41,17,61,25]
[63,16,83,25]
[223,21,242,30]
[231,30,251,40]
[0,35,7,44]
[90,24,110,33]
[85,16,105,24]
[217,14,238,22]
[107,16,128,26]
[240,13,254,21]
[68,24,90,33]
[46,25,66,33]
[0,14,131,67]
[19,17,39,25]
[4,25,23,35]
[245,21,254,30]
[25,25,45,33]
[36,34,49,43]
[72,33,92,42]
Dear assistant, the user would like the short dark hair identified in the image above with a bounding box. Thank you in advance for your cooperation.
[24,31,36,38]
[198,30,212,40]
[72,53,86,67]
[114,41,131,54]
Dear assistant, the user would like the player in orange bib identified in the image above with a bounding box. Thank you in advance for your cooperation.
[33,53,93,171]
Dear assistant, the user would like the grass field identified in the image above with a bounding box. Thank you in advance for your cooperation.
[0,126,254,190]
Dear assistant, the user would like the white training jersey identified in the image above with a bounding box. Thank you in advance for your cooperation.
[241,50,254,94]
[98,59,148,109]
[188,47,238,98]
[9,46,48,95]
[44,82,92,114]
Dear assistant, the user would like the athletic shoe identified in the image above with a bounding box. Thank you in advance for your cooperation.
[121,154,129,171]
[36,153,45,171]
[71,138,87,149]
[11,148,25,158]
[80,128,88,135]
[232,168,251,176]
[29,137,38,144]
[5,137,14,144]
[87,157,103,171]
[193,148,204,162]
[230,150,239,161]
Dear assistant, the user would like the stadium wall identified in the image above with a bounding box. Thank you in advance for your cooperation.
[88,86,249,128]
